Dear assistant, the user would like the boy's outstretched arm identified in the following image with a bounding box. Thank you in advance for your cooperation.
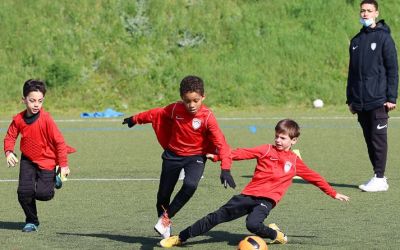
[123,107,169,128]
[207,145,268,189]
[122,117,135,128]
[207,145,269,162]
[335,193,350,202]
[122,107,172,150]
[296,158,351,202]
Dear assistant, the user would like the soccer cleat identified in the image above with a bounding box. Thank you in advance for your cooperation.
[160,235,182,248]
[359,175,389,192]
[55,166,62,189]
[268,223,288,244]
[154,212,172,238]
[22,223,38,232]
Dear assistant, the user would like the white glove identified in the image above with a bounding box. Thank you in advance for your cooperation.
[6,152,18,167]
[60,166,70,181]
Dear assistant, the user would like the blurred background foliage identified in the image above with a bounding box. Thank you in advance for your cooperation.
[0,0,398,114]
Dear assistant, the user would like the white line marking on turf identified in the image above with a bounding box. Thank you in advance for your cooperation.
[69,178,160,181]
[218,116,400,120]
[0,116,400,123]
[0,116,399,123]
[0,178,160,182]
[1,116,400,123]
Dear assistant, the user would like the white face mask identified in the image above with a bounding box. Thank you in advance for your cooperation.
[359,18,374,27]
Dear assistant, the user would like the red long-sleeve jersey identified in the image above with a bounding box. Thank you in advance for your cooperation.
[3,109,75,170]
[133,102,231,170]
[230,144,337,205]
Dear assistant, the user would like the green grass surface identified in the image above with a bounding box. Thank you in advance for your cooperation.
[1,0,399,113]
[1,110,400,249]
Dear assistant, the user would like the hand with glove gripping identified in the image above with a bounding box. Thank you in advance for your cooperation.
[220,169,236,189]
[207,153,236,189]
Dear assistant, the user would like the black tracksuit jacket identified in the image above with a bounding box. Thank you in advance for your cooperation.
[347,20,398,112]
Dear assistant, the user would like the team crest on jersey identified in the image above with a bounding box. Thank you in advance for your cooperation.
[284,161,292,173]
[371,42,376,51]
[192,118,201,130]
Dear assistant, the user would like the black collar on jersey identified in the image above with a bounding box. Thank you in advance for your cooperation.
[24,111,40,124]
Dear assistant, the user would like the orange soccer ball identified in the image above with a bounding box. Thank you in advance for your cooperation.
[237,236,268,250]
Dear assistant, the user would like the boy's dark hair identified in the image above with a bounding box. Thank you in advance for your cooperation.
[179,76,204,96]
[360,0,378,10]
[275,119,300,139]
[23,79,47,97]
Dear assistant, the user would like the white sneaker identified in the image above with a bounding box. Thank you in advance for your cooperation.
[359,175,389,192]
[154,212,171,238]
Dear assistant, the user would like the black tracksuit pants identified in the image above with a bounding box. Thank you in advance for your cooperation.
[156,150,206,218]
[178,194,277,241]
[357,106,389,178]
[17,155,56,226]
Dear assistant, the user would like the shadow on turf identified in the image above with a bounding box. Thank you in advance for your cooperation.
[191,231,248,246]
[57,231,248,249]
[0,221,25,231]
[242,175,359,189]
[292,178,359,189]
[172,231,317,246]
[58,230,317,248]
[58,231,261,248]
[58,232,160,250]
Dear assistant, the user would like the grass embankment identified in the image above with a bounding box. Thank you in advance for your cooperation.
[0,0,399,115]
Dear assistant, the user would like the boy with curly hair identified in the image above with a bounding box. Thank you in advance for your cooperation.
[123,75,235,238]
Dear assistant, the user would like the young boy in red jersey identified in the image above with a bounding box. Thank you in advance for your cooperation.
[122,75,235,238]
[160,119,350,248]
[3,79,75,232]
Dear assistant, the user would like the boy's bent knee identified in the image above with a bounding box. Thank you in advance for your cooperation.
[246,221,263,234]
[18,193,34,204]
[182,182,198,195]
[36,190,55,201]
[17,189,35,198]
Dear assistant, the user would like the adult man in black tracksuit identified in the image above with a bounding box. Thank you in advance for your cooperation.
[347,0,398,192]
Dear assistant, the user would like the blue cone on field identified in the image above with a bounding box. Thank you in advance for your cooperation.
[249,125,257,134]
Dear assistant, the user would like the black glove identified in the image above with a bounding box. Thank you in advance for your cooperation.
[220,170,236,189]
[122,117,135,128]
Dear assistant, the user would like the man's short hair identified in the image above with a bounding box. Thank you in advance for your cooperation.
[360,0,378,10]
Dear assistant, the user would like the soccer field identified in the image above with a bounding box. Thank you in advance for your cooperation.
[1,111,400,249]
